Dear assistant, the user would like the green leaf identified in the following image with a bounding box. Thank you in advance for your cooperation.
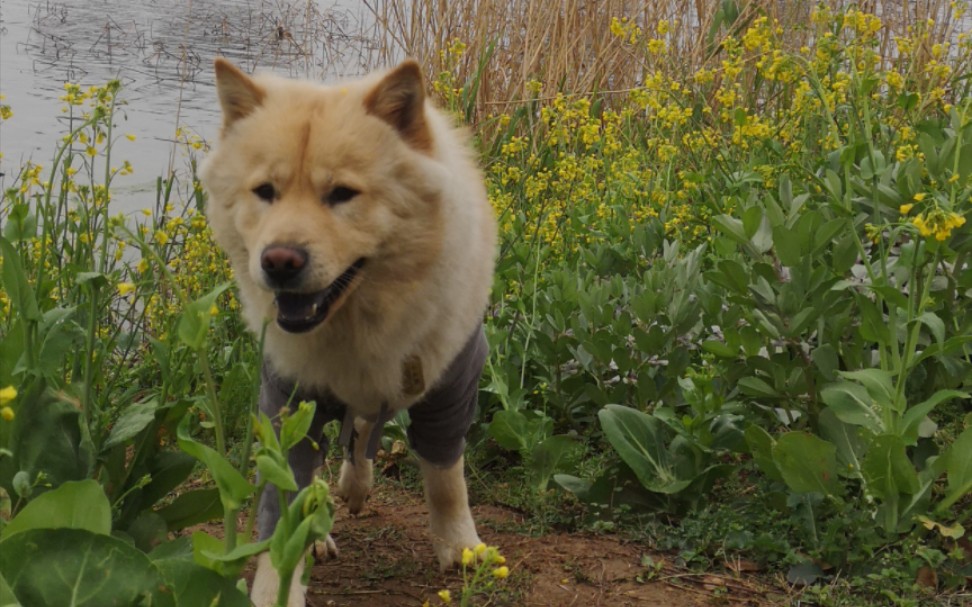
[712,214,749,246]
[899,390,967,444]
[598,405,693,494]
[839,369,897,412]
[772,432,843,497]
[177,282,231,350]
[737,377,779,399]
[530,435,583,491]
[152,556,249,607]
[744,424,782,482]
[0,238,40,321]
[488,409,550,453]
[939,426,972,512]
[256,453,298,492]
[103,399,161,450]
[862,434,920,500]
[915,311,945,347]
[818,409,866,478]
[279,400,316,451]
[155,488,223,531]
[0,528,174,606]
[0,572,19,607]
[1,480,110,540]
[820,381,885,434]
[701,340,737,358]
[176,419,253,512]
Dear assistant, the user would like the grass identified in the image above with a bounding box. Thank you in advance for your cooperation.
[2,1,972,605]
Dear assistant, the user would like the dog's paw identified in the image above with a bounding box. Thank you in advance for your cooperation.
[313,534,339,562]
[431,521,481,571]
[336,459,373,515]
[251,552,307,607]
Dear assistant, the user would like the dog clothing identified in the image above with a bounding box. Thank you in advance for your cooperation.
[256,325,487,538]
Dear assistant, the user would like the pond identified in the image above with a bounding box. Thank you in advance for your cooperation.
[0,0,386,212]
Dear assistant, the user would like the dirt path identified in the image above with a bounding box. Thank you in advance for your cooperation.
[299,481,782,607]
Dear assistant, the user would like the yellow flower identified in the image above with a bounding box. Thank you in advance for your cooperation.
[437,589,451,603]
[126,133,136,141]
[117,282,136,297]
[1,407,13,422]
[913,192,927,201]
[0,386,17,405]
[899,203,914,214]
[474,543,487,558]
[461,547,474,566]
[492,566,510,579]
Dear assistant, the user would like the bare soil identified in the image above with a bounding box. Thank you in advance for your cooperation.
[287,481,785,607]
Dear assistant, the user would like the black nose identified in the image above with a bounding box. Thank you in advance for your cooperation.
[261,245,308,288]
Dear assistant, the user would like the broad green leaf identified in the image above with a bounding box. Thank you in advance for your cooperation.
[915,311,945,347]
[701,340,736,358]
[530,435,583,491]
[598,405,693,494]
[1,480,109,540]
[152,557,249,607]
[772,432,843,497]
[103,399,161,450]
[744,424,782,482]
[177,282,231,350]
[899,390,967,444]
[0,528,174,607]
[862,434,920,500]
[256,453,298,492]
[155,488,223,531]
[839,369,896,411]
[820,381,884,434]
[176,419,253,512]
[939,426,972,512]
[0,388,93,496]
[279,400,316,451]
[737,377,779,399]
[0,572,18,607]
[818,409,866,478]
[488,409,550,453]
[0,238,40,322]
[711,214,749,246]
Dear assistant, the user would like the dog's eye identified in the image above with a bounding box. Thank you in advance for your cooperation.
[327,186,359,205]
[252,183,276,202]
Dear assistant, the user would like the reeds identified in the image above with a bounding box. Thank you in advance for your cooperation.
[365,0,971,123]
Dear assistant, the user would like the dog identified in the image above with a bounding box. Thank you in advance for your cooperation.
[200,58,497,606]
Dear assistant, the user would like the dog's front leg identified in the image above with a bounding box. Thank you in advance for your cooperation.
[336,417,374,514]
[420,455,481,570]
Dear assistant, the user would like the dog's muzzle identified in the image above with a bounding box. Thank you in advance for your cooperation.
[272,257,366,333]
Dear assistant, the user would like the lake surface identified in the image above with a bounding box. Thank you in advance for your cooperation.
[0,0,384,211]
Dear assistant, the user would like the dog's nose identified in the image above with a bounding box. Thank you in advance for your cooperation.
[261,245,308,287]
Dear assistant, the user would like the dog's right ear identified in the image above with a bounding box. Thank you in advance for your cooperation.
[214,58,265,128]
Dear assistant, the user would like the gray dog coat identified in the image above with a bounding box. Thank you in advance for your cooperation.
[256,325,487,539]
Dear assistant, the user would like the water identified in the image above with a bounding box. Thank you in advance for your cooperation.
[0,0,384,211]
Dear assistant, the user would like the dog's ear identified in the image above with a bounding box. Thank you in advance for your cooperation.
[364,60,432,151]
[214,58,265,128]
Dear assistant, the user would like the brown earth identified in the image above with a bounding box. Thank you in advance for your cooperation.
[288,481,787,607]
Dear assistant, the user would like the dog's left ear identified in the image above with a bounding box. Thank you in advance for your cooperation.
[364,60,432,152]
[214,58,265,128]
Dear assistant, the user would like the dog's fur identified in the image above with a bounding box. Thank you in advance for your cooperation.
[200,59,497,607]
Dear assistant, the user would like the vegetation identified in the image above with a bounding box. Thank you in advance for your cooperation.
[1,1,971,605]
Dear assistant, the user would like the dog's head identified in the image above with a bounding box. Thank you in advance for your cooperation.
[201,60,445,334]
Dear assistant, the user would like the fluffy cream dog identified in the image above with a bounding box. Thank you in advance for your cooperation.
[200,58,497,606]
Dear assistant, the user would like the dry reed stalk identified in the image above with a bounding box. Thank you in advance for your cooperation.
[364,0,969,124]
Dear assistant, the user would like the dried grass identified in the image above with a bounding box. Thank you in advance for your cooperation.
[364,0,969,122]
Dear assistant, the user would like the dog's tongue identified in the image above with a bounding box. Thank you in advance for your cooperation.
[275,291,328,330]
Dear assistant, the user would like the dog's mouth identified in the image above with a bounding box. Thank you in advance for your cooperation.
[274,258,366,333]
